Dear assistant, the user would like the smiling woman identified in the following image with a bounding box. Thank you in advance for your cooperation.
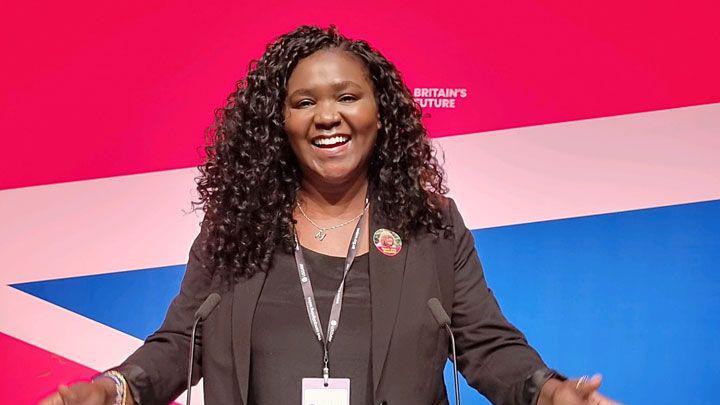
[40,25,617,405]
[192,25,450,280]
[284,50,381,189]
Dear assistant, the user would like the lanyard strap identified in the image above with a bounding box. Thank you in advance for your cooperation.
[292,198,368,383]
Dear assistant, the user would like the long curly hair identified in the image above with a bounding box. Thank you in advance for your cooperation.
[194,25,450,283]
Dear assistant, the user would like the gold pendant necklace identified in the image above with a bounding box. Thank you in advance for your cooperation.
[297,201,369,242]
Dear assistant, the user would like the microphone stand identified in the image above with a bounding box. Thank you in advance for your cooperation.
[444,323,460,405]
[186,293,221,404]
[427,297,460,405]
[186,316,202,405]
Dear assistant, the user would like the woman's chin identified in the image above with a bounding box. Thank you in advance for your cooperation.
[317,173,354,186]
[307,168,364,187]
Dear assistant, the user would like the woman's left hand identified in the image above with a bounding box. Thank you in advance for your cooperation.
[540,374,621,405]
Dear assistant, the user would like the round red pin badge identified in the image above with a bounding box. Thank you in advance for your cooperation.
[373,228,402,256]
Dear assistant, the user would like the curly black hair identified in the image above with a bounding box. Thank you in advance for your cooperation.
[193,25,450,283]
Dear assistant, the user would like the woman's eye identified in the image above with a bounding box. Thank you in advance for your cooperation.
[339,94,358,102]
[297,99,314,108]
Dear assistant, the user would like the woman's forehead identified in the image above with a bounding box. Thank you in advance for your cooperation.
[286,49,373,92]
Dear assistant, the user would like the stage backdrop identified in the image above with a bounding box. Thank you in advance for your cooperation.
[2,1,719,404]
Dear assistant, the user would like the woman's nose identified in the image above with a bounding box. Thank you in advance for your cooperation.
[313,102,341,129]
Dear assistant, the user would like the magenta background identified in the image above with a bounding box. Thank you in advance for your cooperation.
[2,0,719,190]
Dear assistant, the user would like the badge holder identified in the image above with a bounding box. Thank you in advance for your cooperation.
[301,377,350,405]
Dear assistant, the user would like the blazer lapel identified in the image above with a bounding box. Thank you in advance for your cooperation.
[369,204,409,395]
[231,270,266,405]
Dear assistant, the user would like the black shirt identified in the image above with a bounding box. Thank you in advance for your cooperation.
[249,245,373,405]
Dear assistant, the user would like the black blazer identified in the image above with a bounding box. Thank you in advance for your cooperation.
[115,198,554,405]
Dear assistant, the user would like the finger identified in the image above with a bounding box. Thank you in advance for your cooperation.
[576,373,603,398]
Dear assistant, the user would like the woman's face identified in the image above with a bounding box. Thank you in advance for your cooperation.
[283,49,380,186]
[381,233,394,247]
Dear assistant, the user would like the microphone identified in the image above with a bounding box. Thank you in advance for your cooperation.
[195,292,221,320]
[427,297,460,405]
[186,293,221,404]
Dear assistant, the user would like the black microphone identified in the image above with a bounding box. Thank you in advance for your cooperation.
[427,297,460,405]
[194,293,221,320]
[186,293,221,404]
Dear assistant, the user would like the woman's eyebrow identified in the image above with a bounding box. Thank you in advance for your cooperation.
[288,80,363,98]
[288,88,313,99]
[331,80,363,90]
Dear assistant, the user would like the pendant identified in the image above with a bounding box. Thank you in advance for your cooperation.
[314,229,327,241]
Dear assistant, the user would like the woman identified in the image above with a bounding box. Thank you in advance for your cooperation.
[41,25,617,405]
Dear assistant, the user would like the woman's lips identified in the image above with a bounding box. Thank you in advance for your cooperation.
[311,138,351,156]
[311,134,351,148]
[310,134,352,156]
[314,139,349,149]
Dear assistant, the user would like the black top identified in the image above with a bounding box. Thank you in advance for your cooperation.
[249,245,373,405]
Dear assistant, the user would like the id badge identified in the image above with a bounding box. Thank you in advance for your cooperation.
[301,377,350,405]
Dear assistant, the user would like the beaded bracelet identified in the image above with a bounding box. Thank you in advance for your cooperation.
[93,370,127,405]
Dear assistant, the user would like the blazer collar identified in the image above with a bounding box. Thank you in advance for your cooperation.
[231,270,266,405]
[368,201,409,395]
[230,201,409,403]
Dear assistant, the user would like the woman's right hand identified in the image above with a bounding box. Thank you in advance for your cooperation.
[38,379,119,405]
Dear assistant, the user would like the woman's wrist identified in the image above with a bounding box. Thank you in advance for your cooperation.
[92,378,119,404]
[93,370,135,405]
[537,377,563,405]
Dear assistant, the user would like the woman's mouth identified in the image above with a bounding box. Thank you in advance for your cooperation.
[311,134,351,149]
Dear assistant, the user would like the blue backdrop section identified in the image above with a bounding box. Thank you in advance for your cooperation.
[445,199,720,405]
[12,265,185,340]
[12,200,720,404]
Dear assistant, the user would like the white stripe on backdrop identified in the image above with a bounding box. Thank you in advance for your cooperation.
[2,103,718,285]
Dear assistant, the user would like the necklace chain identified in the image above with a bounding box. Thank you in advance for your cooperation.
[297,200,369,241]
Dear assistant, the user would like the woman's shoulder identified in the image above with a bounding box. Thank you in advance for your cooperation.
[433,194,462,227]
[406,194,464,243]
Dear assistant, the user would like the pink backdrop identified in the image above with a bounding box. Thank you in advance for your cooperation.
[2,0,719,190]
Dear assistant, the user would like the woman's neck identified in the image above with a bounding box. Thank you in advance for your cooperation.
[298,175,369,219]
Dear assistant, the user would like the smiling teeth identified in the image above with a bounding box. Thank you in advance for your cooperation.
[314,136,349,146]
